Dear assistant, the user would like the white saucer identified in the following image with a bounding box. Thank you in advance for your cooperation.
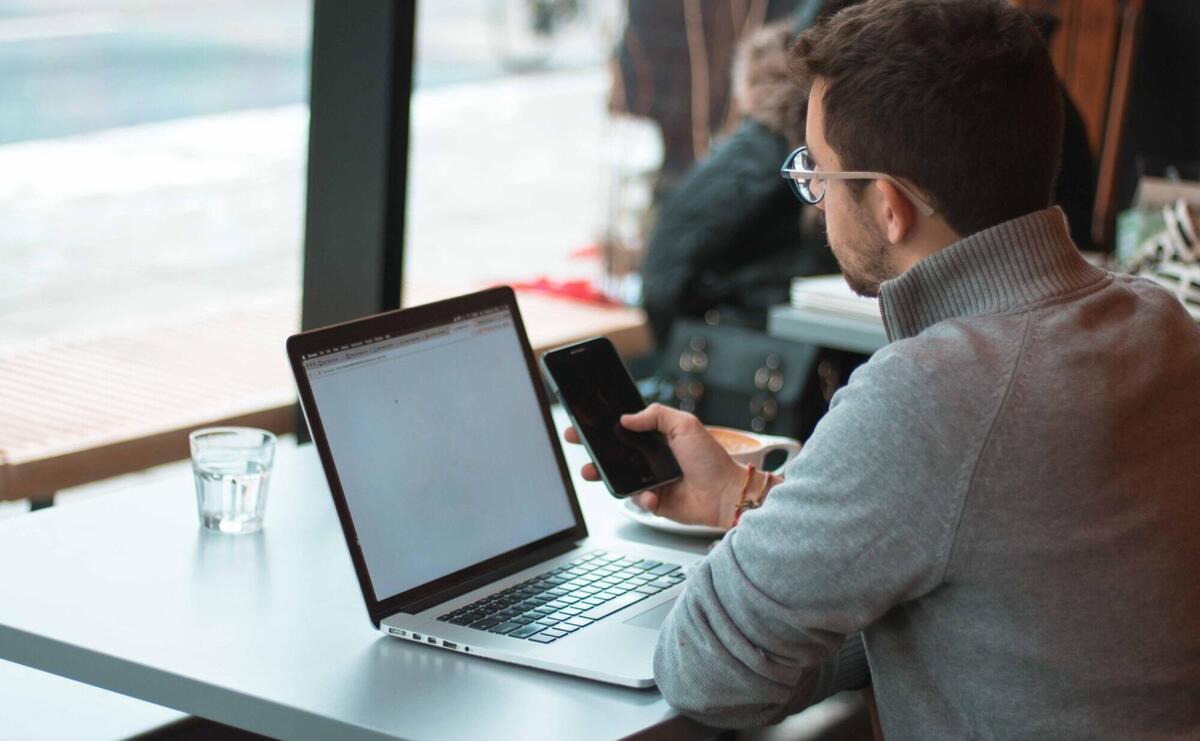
[618,498,726,539]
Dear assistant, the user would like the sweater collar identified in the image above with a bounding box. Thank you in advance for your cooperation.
[877,207,1107,341]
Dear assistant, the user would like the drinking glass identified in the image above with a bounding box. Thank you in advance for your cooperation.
[189,427,276,534]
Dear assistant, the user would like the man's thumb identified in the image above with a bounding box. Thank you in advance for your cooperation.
[620,403,666,432]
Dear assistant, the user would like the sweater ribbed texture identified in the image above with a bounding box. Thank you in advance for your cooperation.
[653,206,1200,738]
[879,207,1107,341]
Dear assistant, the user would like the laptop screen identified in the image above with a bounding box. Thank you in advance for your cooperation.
[300,305,577,603]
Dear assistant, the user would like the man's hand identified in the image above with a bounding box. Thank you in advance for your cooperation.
[564,403,745,528]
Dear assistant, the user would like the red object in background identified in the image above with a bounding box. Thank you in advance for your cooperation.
[568,244,605,260]
[506,277,619,306]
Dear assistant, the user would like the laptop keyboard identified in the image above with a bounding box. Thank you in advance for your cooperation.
[436,550,685,644]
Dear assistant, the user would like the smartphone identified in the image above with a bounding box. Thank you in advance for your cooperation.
[541,337,682,498]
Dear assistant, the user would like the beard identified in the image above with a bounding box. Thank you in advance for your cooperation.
[828,207,893,298]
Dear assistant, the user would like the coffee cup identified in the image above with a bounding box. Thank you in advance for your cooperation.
[706,425,801,471]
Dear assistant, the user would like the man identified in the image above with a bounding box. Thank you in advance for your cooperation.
[567,0,1200,737]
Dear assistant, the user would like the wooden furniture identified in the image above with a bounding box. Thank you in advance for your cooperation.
[1012,0,1146,249]
[514,292,652,360]
[0,299,299,505]
[0,292,650,505]
[402,283,653,360]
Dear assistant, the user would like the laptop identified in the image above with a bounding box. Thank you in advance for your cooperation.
[286,286,702,687]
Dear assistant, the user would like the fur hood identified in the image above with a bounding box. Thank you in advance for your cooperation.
[731,21,809,147]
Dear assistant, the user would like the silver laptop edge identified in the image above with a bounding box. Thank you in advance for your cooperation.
[381,541,700,688]
[288,288,701,687]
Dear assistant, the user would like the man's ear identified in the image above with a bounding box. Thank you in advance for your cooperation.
[875,179,915,244]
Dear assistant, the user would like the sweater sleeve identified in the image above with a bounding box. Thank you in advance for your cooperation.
[653,343,995,727]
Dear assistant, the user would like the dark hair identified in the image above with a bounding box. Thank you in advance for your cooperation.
[792,0,1063,236]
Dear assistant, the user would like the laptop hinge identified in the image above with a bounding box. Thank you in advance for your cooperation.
[396,539,580,616]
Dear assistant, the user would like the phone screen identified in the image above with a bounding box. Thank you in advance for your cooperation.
[542,338,682,497]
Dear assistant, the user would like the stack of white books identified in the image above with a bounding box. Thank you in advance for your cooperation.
[789,275,881,321]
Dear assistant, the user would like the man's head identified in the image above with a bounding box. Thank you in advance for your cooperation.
[790,0,1064,296]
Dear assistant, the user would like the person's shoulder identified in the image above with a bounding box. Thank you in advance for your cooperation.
[803,322,1021,495]
[702,119,789,172]
[834,314,1030,416]
[1112,271,1197,309]
[1071,271,1200,343]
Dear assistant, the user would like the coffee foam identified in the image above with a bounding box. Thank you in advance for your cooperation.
[709,427,759,453]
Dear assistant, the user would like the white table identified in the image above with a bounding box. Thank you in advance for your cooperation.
[0,415,714,741]
[0,657,185,740]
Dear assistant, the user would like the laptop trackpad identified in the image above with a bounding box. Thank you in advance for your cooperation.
[623,598,677,629]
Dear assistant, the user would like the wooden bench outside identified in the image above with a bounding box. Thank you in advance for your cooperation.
[0,291,651,504]
[0,298,300,504]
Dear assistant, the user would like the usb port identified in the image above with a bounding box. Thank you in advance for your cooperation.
[412,633,422,641]
[443,642,458,650]
[427,637,437,644]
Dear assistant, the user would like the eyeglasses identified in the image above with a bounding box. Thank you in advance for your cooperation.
[779,146,935,216]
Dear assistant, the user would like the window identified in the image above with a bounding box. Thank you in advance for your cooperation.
[0,1,312,513]
[404,0,655,307]
[1,0,311,347]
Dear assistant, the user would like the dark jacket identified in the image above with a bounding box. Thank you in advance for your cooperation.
[641,119,837,344]
[640,21,836,345]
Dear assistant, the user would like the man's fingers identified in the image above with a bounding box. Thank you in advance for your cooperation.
[620,403,692,434]
[631,490,659,513]
[566,427,597,481]
[619,405,660,432]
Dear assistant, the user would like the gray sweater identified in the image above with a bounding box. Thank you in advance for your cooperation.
[655,208,1200,739]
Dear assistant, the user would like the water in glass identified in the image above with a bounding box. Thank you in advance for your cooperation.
[194,458,270,533]
[190,427,275,534]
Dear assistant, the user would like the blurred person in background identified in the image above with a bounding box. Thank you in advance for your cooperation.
[635,0,1096,347]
